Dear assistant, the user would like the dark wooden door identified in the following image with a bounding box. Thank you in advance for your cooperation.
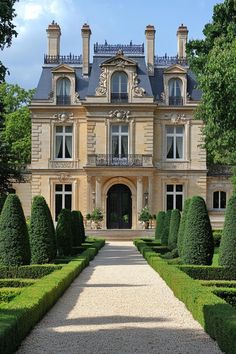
[107,184,132,229]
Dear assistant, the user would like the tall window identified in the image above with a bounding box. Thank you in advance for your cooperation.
[111,125,128,158]
[55,184,72,221]
[168,78,183,105]
[55,125,73,159]
[213,191,226,209]
[56,78,71,105]
[166,184,183,211]
[166,126,184,159]
[111,72,128,102]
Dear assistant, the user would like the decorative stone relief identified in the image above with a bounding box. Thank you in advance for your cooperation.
[95,67,107,96]
[58,172,71,183]
[161,92,166,102]
[74,92,80,103]
[132,73,145,97]
[170,113,187,124]
[53,112,74,122]
[108,109,131,122]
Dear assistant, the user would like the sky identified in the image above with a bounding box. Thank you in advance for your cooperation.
[1,0,224,90]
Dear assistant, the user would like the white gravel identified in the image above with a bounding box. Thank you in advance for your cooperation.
[16,242,223,354]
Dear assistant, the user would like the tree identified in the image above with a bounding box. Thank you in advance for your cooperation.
[219,194,236,268]
[71,211,83,247]
[155,211,165,240]
[186,0,236,166]
[177,198,191,258]
[182,196,214,265]
[161,210,171,246]
[0,194,30,266]
[0,1,18,82]
[29,196,56,264]
[168,209,181,251]
[56,209,73,256]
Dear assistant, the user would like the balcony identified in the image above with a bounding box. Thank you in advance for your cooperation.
[48,160,79,169]
[111,93,128,103]
[56,95,71,105]
[169,96,183,106]
[87,154,152,167]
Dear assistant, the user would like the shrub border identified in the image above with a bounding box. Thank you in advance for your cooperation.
[0,238,105,354]
[134,239,236,354]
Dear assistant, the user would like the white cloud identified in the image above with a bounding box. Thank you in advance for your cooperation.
[23,4,43,20]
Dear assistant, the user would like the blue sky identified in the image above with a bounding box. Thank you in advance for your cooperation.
[2,0,223,89]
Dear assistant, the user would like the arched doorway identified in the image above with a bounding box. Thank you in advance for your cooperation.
[107,184,132,229]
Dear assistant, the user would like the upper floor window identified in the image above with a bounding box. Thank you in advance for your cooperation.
[168,78,183,106]
[56,78,71,105]
[55,184,72,221]
[166,184,183,211]
[111,72,128,103]
[111,124,128,158]
[166,126,184,159]
[213,191,226,209]
[55,125,73,159]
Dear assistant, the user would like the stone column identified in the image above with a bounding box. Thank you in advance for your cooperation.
[87,176,92,213]
[137,177,143,228]
[95,177,102,208]
[148,175,154,214]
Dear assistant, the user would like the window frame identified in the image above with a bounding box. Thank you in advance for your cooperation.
[166,184,184,211]
[165,125,184,160]
[56,77,71,105]
[55,183,73,221]
[213,190,226,210]
[54,124,73,160]
[111,71,128,102]
[168,78,183,106]
[110,124,129,157]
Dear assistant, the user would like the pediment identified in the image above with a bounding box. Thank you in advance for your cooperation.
[101,53,137,67]
[51,64,75,74]
[164,64,187,74]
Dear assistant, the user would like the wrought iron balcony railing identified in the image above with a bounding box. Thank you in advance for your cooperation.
[155,55,188,66]
[44,54,82,64]
[94,42,144,55]
[87,154,153,167]
[56,95,71,105]
[169,96,183,106]
[111,92,128,103]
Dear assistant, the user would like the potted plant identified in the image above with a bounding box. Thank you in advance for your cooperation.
[85,213,91,228]
[90,207,104,229]
[138,206,151,229]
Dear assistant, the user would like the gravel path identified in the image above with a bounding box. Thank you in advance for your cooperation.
[16,242,223,354]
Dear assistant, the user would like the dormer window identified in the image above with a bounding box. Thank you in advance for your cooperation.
[56,77,71,105]
[111,72,128,103]
[168,78,183,106]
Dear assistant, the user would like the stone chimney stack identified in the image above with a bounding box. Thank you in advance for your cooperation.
[145,25,156,76]
[46,21,61,57]
[81,23,91,76]
[177,24,188,58]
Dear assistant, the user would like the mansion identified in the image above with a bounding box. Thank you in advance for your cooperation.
[15,22,232,229]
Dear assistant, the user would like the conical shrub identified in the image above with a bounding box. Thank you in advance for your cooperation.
[219,194,236,268]
[56,209,73,256]
[155,211,165,240]
[182,196,214,265]
[168,209,181,251]
[71,210,83,247]
[0,194,30,266]
[161,210,172,246]
[78,211,86,243]
[177,198,191,258]
[29,195,56,264]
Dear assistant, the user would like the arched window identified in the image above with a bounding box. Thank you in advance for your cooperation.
[111,72,128,102]
[213,191,226,209]
[168,78,183,106]
[56,78,71,105]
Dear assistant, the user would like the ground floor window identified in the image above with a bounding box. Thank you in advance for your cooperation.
[55,184,72,220]
[166,184,183,211]
[213,191,226,209]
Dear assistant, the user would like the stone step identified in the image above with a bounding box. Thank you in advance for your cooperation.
[86,229,155,241]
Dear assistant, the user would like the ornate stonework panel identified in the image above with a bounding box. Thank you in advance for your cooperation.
[95,67,107,96]
[53,112,74,122]
[108,109,131,122]
[170,113,187,124]
[49,160,79,169]
[132,73,145,97]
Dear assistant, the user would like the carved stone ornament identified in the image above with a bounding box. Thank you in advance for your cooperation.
[95,67,107,96]
[58,172,71,183]
[108,109,131,121]
[161,92,166,102]
[132,73,145,97]
[53,112,74,122]
[74,92,80,103]
[48,90,55,102]
[170,113,187,124]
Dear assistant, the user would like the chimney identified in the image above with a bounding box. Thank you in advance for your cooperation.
[81,23,91,76]
[145,25,156,76]
[177,24,188,58]
[46,21,61,57]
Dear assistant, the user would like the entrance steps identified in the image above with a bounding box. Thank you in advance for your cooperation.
[86,229,155,241]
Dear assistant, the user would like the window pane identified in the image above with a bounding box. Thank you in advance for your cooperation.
[112,125,119,133]
[65,194,72,210]
[176,126,183,134]
[56,126,63,133]
[121,136,128,156]
[65,184,72,192]
[167,195,173,210]
[55,136,63,158]
[176,137,183,158]
[167,185,173,192]
[220,192,226,209]
[121,125,128,133]
[167,137,174,158]
[176,185,183,192]
[112,136,119,156]
[55,194,62,221]
[65,136,72,158]
[213,191,219,209]
[176,194,183,211]
[166,126,174,134]
[65,125,72,133]
[55,184,62,192]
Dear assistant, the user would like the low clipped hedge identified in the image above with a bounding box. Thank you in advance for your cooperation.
[213,288,236,308]
[134,239,236,354]
[0,279,36,288]
[0,288,22,303]
[0,238,105,354]
[201,280,236,288]
[179,265,236,281]
[0,265,62,279]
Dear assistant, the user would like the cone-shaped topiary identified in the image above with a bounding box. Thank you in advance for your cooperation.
[78,211,86,243]
[71,210,83,246]
[177,198,191,258]
[182,196,214,265]
[219,194,236,268]
[29,195,56,264]
[161,210,172,246]
[0,194,31,266]
[155,211,165,240]
[56,209,73,256]
[168,209,181,251]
